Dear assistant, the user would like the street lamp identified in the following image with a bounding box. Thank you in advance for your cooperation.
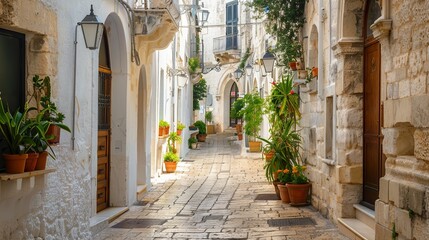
[245,63,253,76]
[80,5,104,50]
[261,51,276,74]
[198,8,210,24]
[233,68,243,81]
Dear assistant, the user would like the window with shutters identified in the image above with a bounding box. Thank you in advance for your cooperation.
[226,1,238,50]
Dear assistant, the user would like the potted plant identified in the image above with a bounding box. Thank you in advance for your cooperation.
[177,122,186,135]
[286,164,311,206]
[167,132,182,154]
[276,168,293,203]
[231,98,244,133]
[31,75,70,144]
[205,111,215,134]
[312,67,318,78]
[241,92,264,152]
[159,120,169,136]
[188,137,198,149]
[163,151,179,173]
[194,120,207,142]
[0,99,35,173]
[188,57,201,75]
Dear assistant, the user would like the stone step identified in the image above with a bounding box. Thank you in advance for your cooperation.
[137,184,147,201]
[338,218,375,240]
[90,207,128,236]
[354,204,375,229]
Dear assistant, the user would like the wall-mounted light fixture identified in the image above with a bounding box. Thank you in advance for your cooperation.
[261,51,276,74]
[79,5,104,50]
[233,68,243,81]
[72,5,104,150]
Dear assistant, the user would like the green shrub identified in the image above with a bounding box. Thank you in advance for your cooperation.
[194,120,206,134]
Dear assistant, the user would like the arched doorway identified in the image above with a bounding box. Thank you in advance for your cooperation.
[362,0,384,209]
[229,82,239,127]
[97,29,111,212]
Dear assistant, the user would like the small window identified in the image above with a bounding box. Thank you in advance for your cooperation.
[0,28,25,112]
[325,97,334,159]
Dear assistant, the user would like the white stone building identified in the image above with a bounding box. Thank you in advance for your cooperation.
[0,0,197,238]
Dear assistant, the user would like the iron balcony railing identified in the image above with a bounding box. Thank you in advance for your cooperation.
[213,34,240,53]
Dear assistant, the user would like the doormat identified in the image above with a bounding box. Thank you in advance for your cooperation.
[111,219,167,229]
[203,215,224,221]
[255,194,280,200]
[267,217,315,227]
[133,200,150,206]
[181,159,195,162]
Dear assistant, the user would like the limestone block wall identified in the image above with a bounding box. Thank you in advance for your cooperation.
[0,1,94,238]
[375,1,429,239]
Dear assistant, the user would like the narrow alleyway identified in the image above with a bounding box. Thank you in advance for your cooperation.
[95,133,348,240]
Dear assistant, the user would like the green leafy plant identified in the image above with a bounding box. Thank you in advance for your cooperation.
[205,111,213,124]
[0,100,37,154]
[177,122,186,130]
[241,92,264,140]
[31,75,69,130]
[163,151,180,162]
[239,48,252,69]
[188,137,197,148]
[247,0,306,65]
[277,168,292,183]
[194,120,206,135]
[193,78,207,111]
[391,223,398,240]
[230,98,245,120]
[188,57,200,74]
[291,164,309,184]
[167,132,182,153]
[159,120,169,127]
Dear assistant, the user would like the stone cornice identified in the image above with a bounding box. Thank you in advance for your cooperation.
[371,19,392,41]
[332,38,364,57]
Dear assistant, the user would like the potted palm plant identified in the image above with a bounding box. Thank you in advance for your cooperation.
[231,98,244,135]
[167,132,182,154]
[0,99,35,173]
[205,111,215,134]
[241,92,264,152]
[176,122,186,135]
[194,120,207,142]
[31,75,70,144]
[164,151,179,173]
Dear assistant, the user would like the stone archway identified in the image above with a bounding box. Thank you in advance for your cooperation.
[99,12,129,208]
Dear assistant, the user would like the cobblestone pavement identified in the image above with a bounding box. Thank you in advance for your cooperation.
[95,133,348,240]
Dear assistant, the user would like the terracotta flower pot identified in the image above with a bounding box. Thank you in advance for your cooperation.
[25,152,39,172]
[197,133,207,142]
[164,161,177,173]
[264,150,275,161]
[289,62,297,71]
[249,141,262,152]
[47,125,61,144]
[177,129,183,135]
[159,127,164,137]
[286,183,311,206]
[35,151,49,170]
[237,133,243,140]
[278,183,290,203]
[164,126,170,136]
[3,154,28,174]
[235,124,242,133]
[272,181,281,200]
[312,67,318,78]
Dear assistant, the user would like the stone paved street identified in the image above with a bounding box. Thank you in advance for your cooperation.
[95,133,348,240]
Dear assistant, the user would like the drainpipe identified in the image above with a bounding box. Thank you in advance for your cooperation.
[330,0,337,163]
[318,0,324,99]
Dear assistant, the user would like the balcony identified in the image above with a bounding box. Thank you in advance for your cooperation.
[213,35,241,64]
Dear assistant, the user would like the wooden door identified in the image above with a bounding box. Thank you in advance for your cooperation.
[97,67,111,212]
[229,82,239,127]
[362,39,383,209]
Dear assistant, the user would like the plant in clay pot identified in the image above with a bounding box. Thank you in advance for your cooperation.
[163,151,179,173]
[188,137,198,149]
[194,120,207,142]
[167,132,182,154]
[159,120,169,136]
[286,164,311,206]
[177,122,185,135]
[241,92,264,152]
[31,75,70,144]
